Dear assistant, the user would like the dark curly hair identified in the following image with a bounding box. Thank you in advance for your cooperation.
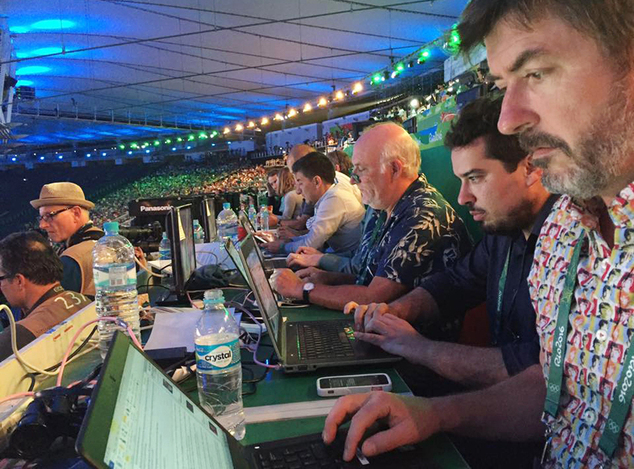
[444,96,528,173]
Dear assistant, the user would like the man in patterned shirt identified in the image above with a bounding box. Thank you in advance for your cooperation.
[271,122,471,311]
[322,1,634,468]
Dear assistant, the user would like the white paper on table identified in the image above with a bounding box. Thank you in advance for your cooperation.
[144,307,240,353]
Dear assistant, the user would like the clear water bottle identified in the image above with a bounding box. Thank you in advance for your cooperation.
[193,219,205,244]
[248,204,258,230]
[259,205,270,231]
[195,290,245,440]
[217,203,239,241]
[158,231,171,262]
[93,222,141,359]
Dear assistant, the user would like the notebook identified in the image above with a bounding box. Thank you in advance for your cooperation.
[76,332,440,469]
[237,236,400,373]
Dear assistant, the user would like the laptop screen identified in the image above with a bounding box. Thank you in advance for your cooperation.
[77,334,247,469]
[241,237,282,344]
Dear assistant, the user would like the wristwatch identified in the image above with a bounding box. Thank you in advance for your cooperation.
[302,282,315,303]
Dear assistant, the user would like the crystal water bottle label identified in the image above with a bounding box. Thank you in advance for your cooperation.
[94,262,136,288]
[195,338,240,373]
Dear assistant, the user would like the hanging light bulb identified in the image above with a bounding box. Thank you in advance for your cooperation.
[335,90,344,100]
[274,113,284,121]
[303,103,313,113]
[235,123,244,131]
[318,97,328,107]
[223,127,230,134]
[247,121,256,128]
[261,117,270,125]
[352,82,363,94]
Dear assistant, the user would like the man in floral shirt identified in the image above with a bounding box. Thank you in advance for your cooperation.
[271,122,471,312]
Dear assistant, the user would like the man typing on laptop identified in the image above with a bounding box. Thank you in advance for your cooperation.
[270,123,471,312]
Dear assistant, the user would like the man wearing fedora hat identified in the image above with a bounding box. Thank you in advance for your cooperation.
[31,182,104,298]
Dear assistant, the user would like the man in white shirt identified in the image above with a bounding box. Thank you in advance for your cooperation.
[262,152,365,255]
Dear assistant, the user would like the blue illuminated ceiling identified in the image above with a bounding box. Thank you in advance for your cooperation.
[1,0,468,150]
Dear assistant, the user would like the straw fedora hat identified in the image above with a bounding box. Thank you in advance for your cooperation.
[30,182,95,210]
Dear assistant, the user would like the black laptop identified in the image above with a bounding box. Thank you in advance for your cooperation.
[75,332,442,469]
[237,236,400,373]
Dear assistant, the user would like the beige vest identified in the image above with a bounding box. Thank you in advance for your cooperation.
[62,238,97,297]
[20,290,92,338]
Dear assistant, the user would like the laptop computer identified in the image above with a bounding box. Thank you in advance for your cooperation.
[238,211,288,270]
[237,236,400,373]
[76,332,442,469]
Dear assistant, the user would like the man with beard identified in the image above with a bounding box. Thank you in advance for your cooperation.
[323,1,634,467]
[348,96,554,390]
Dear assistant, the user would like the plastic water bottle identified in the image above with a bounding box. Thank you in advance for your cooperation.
[248,204,258,230]
[193,219,205,244]
[259,205,270,231]
[93,222,141,359]
[195,290,245,440]
[217,203,239,242]
[158,232,171,262]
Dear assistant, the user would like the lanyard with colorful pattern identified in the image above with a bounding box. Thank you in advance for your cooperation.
[543,236,634,459]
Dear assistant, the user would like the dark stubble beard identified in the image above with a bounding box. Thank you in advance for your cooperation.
[519,81,634,200]
[469,197,537,236]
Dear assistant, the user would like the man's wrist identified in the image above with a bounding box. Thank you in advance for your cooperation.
[429,395,462,434]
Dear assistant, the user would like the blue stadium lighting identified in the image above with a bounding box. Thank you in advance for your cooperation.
[15,80,34,87]
[16,66,51,75]
[39,156,45,161]
[58,155,63,159]
[128,151,133,155]
[11,157,16,162]
[86,153,92,157]
[34,46,64,56]
[145,149,150,153]
[31,19,76,30]
[171,147,176,151]
[186,146,192,150]
[101,152,106,156]
[9,26,30,34]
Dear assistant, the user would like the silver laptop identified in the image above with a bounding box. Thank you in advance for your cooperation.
[237,235,400,373]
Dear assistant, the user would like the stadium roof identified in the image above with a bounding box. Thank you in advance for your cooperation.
[1,0,468,150]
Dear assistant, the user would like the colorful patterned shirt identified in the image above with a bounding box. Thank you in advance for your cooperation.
[528,185,634,468]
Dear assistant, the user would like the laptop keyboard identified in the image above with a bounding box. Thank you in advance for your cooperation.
[297,322,355,361]
[252,432,433,469]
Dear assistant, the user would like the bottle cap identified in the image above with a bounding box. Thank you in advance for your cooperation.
[223,202,231,210]
[203,289,225,303]
[103,221,119,233]
[162,231,167,238]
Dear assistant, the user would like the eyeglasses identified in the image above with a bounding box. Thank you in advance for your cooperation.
[37,206,75,223]
[350,172,361,184]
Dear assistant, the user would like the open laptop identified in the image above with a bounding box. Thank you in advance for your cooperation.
[237,235,400,373]
[76,332,441,469]
[238,211,288,269]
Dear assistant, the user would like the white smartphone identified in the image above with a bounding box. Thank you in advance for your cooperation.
[316,373,392,397]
